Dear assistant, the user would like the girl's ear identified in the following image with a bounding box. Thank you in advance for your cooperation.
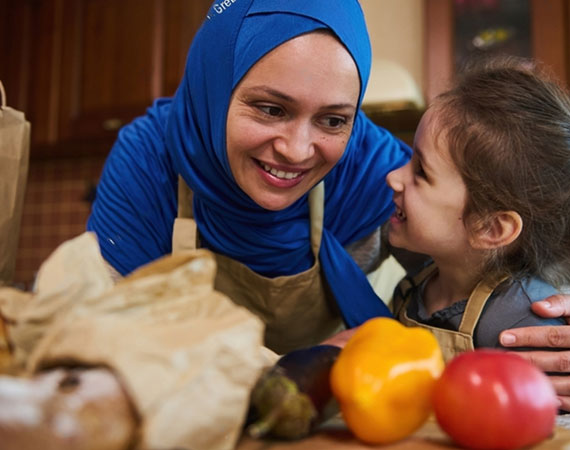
[469,211,523,250]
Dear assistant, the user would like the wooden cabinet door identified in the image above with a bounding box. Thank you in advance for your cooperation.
[58,0,161,141]
[162,1,212,96]
[0,0,211,156]
[58,0,211,144]
[0,0,63,149]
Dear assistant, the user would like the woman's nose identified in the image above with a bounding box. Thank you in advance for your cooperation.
[273,121,315,163]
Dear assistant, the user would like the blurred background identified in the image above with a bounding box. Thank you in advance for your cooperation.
[1,0,569,289]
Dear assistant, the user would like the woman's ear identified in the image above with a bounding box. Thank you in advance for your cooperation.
[469,211,523,250]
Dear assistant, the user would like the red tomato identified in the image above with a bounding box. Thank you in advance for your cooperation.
[432,349,558,450]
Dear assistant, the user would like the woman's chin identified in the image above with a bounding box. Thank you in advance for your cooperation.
[255,195,299,211]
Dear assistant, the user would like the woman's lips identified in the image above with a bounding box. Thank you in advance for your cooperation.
[260,162,302,180]
[255,160,306,187]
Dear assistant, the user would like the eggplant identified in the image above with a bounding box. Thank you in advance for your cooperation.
[245,344,341,440]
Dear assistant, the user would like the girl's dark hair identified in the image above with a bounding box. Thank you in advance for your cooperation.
[434,56,570,287]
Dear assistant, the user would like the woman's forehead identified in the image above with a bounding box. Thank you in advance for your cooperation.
[234,32,360,106]
[231,7,370,102]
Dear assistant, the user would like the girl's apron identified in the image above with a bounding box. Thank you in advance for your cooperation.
[393,263,506,362]
[172,178,343,354]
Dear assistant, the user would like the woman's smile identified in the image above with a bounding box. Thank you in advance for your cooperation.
[258,160,305,182]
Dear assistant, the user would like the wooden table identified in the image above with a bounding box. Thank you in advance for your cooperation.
[237,416,570,449]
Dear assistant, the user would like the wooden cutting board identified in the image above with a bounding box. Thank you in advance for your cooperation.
[237,416,570,449]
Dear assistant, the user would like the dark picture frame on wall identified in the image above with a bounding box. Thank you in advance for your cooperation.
[423,0,570,103]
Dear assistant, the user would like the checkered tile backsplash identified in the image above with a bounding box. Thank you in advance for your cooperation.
[14,155,106,290]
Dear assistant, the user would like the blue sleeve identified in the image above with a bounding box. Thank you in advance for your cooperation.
[87,99,178,276]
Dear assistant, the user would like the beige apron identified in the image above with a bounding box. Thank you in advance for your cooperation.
[172,178,343,354]
[393,263,506,362]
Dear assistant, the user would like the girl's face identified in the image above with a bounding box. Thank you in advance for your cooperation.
[226,32,360,210]
[386,108,472,261]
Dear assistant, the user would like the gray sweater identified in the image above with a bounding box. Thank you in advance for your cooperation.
[406,276,565,349]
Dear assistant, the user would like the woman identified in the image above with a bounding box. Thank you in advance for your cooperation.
[87,0,410,354]
[88,0,570,400]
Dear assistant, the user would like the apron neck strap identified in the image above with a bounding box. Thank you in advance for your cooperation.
[0,80,5,110]
[176,176,325,258]
[177,176,193,218]
[458,275,508,334]
[308,181,325,258]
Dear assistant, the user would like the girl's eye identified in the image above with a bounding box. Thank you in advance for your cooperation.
[414,158,427,179]
[257,105,284,117]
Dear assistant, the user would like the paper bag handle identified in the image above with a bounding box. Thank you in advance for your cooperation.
[0,80,5,109]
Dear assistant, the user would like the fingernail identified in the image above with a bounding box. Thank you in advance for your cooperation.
[542,300,552,309]
[501,333,516,345]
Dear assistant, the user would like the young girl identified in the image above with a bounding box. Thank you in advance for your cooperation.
[388,56,570,362]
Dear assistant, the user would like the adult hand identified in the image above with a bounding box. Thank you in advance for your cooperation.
[499,293,570,411]
[321,328,358,348]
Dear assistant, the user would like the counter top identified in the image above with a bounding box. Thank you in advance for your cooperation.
[237,416,570,449]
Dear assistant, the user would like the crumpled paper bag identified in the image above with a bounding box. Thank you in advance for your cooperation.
[0,232,275,450]
[0,80,31,285]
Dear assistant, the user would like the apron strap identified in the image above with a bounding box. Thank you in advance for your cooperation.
[457,275,508,335]
[393,263,438,316]
[175,176,324,258]
[177,175,193,218]
[308,181,324,258]
[395,263,506,337]
[172,176,197,253]
[0,80,6,110]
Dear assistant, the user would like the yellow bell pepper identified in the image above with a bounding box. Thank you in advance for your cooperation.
[330,317,444,444]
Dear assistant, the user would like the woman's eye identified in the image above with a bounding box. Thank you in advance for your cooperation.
[321,116,347,129]
[257,105,283,117]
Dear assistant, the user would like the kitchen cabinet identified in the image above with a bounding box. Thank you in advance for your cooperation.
[424,0,570,102]
[0,0,211,157]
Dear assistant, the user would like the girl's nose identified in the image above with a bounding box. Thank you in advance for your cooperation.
[386,164,406,192]
[273,121,315,163]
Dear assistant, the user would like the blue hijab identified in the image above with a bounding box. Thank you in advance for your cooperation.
[90,0,411,327]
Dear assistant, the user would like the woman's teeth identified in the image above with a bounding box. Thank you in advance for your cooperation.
[261,163,301,180]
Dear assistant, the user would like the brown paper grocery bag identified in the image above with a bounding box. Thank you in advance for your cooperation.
[0,232,275,450]
[0,81,31,286]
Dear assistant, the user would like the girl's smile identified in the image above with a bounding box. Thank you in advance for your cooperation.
[390,205,406,224]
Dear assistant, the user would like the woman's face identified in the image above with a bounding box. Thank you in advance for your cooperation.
[226,32,360,210]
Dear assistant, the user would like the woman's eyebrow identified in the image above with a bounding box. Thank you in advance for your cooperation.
[244,86,294,102]
[244,86,356,111]
[321,102,357,112]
